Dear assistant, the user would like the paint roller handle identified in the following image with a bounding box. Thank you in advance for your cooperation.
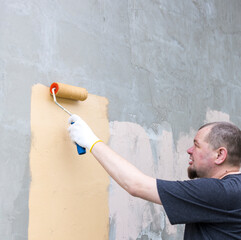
[68,114,100,153]
[71,122,86,155]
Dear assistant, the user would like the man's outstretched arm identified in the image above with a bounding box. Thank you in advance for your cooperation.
[92,141,161,204]
[68,114,162,205]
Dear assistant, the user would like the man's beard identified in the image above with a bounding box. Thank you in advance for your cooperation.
[188,166,198,179]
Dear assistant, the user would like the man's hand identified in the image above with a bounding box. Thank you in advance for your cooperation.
[68,114,100,150]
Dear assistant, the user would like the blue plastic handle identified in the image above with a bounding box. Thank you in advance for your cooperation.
[71,122,86,155]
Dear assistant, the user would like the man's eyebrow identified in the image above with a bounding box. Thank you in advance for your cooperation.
[194,139,200,145]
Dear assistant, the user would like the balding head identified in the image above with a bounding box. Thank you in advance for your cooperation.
[199,122,241,167]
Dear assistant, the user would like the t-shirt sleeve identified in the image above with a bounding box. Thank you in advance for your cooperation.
[156,178,229,225]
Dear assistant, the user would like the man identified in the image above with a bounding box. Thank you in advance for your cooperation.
[68,115,241,240]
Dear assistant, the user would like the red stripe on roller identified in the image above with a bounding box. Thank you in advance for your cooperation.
[50,82,59,95]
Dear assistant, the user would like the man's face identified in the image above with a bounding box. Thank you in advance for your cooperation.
[187,126,217,179]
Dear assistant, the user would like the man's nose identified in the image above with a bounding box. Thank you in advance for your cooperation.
[187,146,193,154]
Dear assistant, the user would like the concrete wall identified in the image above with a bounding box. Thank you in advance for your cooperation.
[0,0,241,239]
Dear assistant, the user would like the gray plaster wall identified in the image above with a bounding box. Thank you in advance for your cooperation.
[0,0,241,239]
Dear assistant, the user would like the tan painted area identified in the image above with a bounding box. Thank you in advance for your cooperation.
[109,121,164,239]
[29,84,109,240]
[205,108,230,123]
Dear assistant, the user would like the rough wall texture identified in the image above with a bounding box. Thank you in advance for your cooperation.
[0,0,241,239]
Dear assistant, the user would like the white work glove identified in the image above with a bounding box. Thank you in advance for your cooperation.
[68,114,100,151]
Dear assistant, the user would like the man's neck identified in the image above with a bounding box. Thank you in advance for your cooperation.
[218,169,241,179]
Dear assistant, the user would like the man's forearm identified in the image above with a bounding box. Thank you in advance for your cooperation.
[91,142,162,204]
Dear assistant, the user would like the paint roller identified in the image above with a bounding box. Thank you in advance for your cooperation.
[50,82,88,155]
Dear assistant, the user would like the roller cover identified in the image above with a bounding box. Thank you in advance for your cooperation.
[50,82,88,101]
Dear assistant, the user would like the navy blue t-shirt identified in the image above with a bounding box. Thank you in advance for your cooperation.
[156,174,241,240]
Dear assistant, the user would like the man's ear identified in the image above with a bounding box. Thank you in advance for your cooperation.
[215,147,228,165]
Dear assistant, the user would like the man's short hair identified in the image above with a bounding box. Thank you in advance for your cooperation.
[199,122,241,166]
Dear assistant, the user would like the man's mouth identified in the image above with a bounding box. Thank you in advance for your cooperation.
[189,158,194,165]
